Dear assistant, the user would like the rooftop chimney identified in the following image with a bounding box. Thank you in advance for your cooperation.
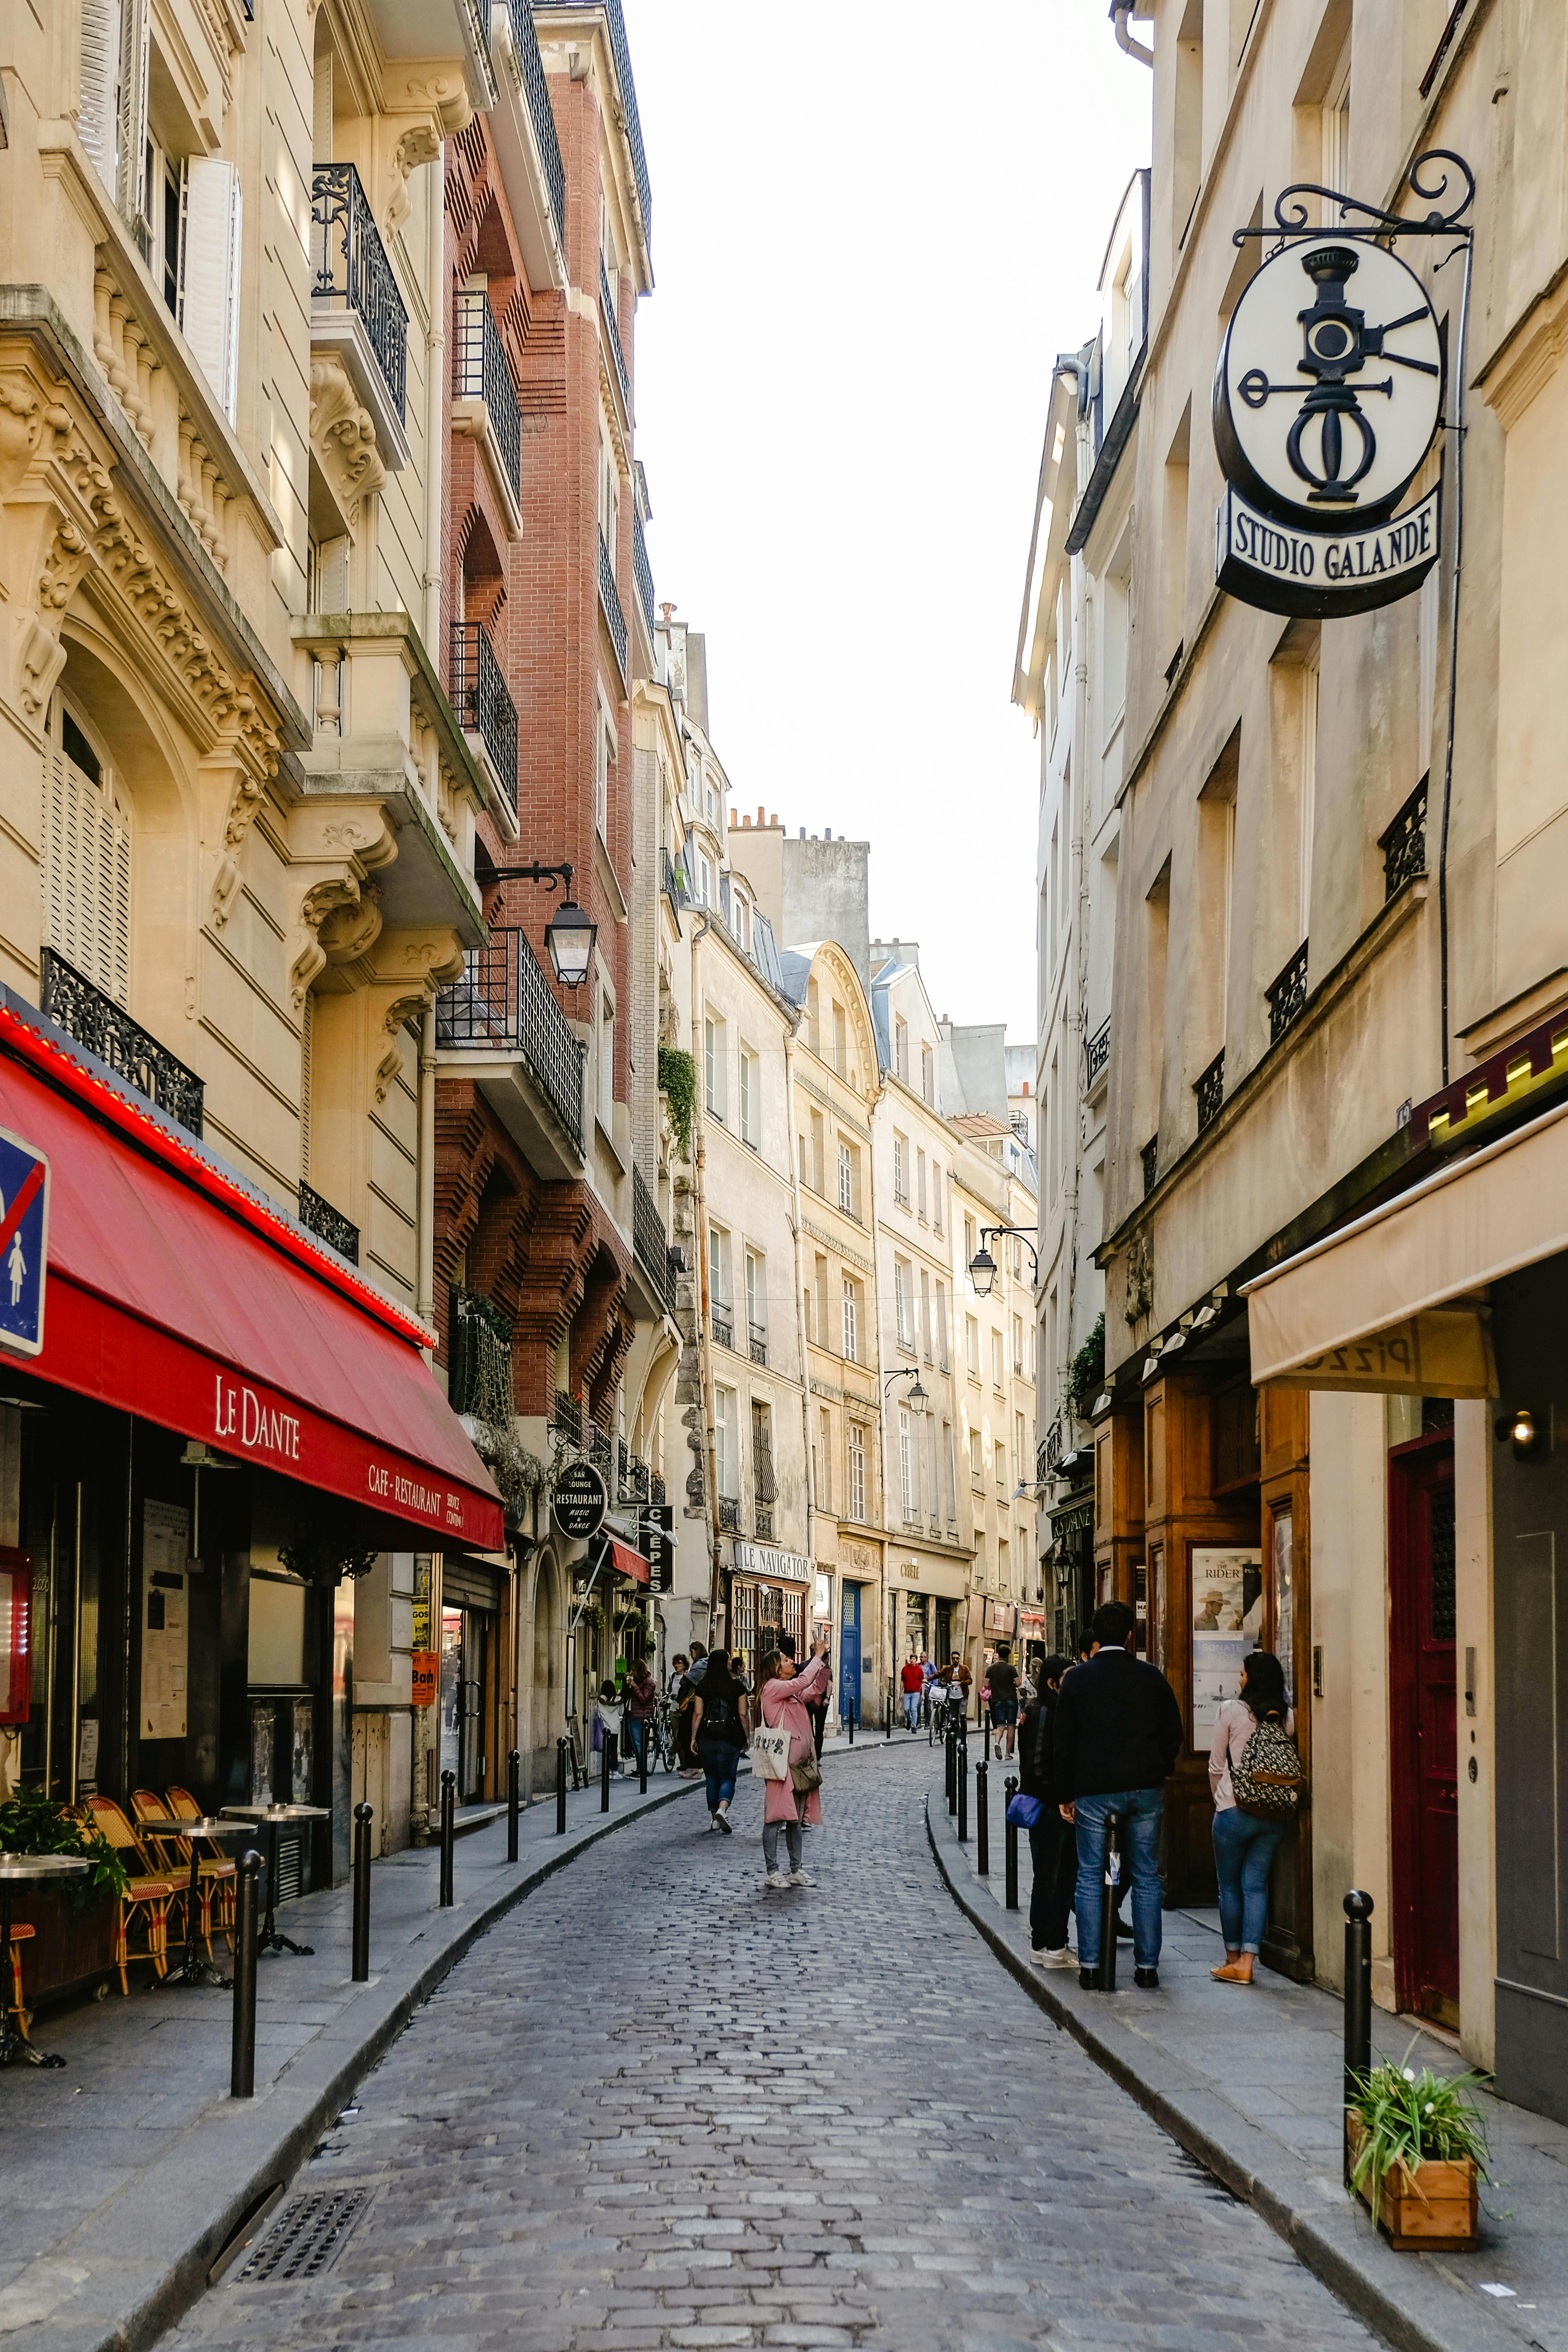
[757,804,765,824]
[742,813,751,826]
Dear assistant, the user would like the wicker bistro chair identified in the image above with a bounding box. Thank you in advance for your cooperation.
[5,1920,35,2045]
[82,1796,177,1993]
[160,1786,236,1955]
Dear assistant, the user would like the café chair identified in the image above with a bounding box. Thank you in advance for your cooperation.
[82,1796,176,1993]
[162,1785,237,1955]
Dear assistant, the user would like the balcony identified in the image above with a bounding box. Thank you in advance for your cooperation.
[632,1161,678,1318]
[1381,778,1428,901]
[453,287,522,514]
[1267,941,1309,1045]
[753,1505,774,1542]
[554,0,652,235]
[650,1472,666,1507]
[554,1389,584,1446]
[437,925,585,1156]
[712,1308,735,1352]
[311,163,409,461]
[1194,1049,1224,1136]
[588,1421,613,1478]
[41,949,203,1137]
[1085,1016,1111,1093]
[449,1285,513,1424]
[449,621,518,825]
[298,1181,360,1265]
[661,847,686,921]
[598,531,628,684]
[617,1442,651,1506]
[1140,1136,1158,1197]
[504,0,566,245]
[749,1326,768,1367]
[718,1497,741,1534]
[633,508,655,641]
[599,255,632,417]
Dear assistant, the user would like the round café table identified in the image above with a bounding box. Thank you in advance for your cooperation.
[151,1817,255,1990]
[219,1805,332,1956]
[0,1854,94,2067]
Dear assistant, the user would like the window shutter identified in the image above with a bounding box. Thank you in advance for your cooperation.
[43,745,132,1006]
[182,158,242,423]
[115,0,151,241]
[79,0,124,197]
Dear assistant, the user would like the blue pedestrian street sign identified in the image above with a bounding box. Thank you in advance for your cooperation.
[0,1127,50,1359]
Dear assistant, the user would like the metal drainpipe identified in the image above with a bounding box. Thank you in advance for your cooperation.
[688,915,724,1641]
[784,1022,815,1598]
[1111,3,1154,67]
[423,150,446,657]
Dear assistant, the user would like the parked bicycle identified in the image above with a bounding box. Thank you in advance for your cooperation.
[650,1695,681,1773]
[928,1689,966,1748]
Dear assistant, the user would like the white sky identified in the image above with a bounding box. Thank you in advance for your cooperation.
[624,2,1151,1042]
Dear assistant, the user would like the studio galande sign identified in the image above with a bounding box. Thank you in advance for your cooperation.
[1213,225,1445,619]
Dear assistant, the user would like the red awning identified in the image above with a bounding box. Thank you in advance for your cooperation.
[0,1004,503,1550]
[607,1537,648,1585]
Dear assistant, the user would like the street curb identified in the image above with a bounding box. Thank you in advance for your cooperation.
[925,1791,1520,2352]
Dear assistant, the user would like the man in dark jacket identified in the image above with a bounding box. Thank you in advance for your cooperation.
[1016,1655,1075,1967]
[1054,1598,1183,1989]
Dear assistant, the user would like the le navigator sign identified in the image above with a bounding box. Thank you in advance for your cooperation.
[1212,154,1473,619]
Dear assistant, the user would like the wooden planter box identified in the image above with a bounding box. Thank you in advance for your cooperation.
[9,1887,117,2007]
[1347,2114,1479,2251]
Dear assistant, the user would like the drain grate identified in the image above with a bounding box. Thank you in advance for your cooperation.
[237,2187,372,2282]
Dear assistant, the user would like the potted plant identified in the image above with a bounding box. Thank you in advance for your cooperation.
[0,1788,128,2001]
[1346,2045,1489,2249]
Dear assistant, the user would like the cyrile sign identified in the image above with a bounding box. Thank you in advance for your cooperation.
[1213,236,1444,617]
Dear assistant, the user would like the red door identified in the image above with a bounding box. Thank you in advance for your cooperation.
[1389,1439,1459,2026]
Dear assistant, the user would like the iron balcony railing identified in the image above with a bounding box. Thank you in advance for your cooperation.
[1194,1049,1225,1136]
[718,1497,741,1534]
[1381,777,1428,900]
[749,1326,768,1367]
[555,0,651,232]
[298,1180,359,1265]
[311,162,408,422]
[449,621,519,822]
[588,1422,612,1476]
[449,1285,512,1421]
[661,847,685,920]
[754,1505,774,1541]
[1140,1135,1158,1197]
[554,1389,584,1446]
[633,507,655,639]
[1267,940,1310,1045]
[504,0,566,244]
[598,530,627,683]
[711,1307,735,1352]
[454,288,521,505]
[632,1162,678,1316]
[41,947,204,1136]
[1085,1016,1111,1091]
[617,1442,650,1506]
[650,1472,666,1507]
[599,256,632,414]
[436,926,585,1153]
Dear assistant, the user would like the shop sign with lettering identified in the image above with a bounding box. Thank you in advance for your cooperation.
[553,1459,608,1541]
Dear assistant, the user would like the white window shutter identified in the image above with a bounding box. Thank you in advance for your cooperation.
[79,0,124,197]
[182,158,242,423]
[44,746,132,1007]
[115,0,150,238]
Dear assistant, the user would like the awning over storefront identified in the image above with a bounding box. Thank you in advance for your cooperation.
[0,1001,503,1550]
[606,1537,648,1585]
[1241,1095,1568,1394]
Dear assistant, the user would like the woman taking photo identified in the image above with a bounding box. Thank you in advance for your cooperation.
[1208,1648,1298,1984]
[758,1634,831,1887]
[690,1650,750,1832]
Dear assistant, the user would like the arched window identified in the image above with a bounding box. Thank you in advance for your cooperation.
[43,695,131,1005]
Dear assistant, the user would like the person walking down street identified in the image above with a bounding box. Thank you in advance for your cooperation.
[758,1634,831,1888]
[919,1651,937,1725]
[1209,1649,1299,1984]
[1054,1599,1183,1991]
[900,1649,925,1733]
[592,1681,624,1775]
[675,1642,708,1777]
[1018,1653,1077,1968]
[988,1642,1020,1761]
[623,1655,657,1776]
[691,1651,751,1833]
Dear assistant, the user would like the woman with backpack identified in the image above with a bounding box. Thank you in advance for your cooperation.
[689,1650,750,1832]
[1208,1648,1302,1984]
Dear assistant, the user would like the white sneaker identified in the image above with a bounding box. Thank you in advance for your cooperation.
[1033,1946,1075,1969]
[707,1814,718,1831]
[762,1870,787,1890]
[787,1869,815,1886]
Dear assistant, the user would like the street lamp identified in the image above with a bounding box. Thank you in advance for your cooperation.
[884,1368,927,1414]
[486,859,597,989]
[968,1224,1039,1298]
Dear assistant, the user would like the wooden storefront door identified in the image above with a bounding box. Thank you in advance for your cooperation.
[1389,1435,1459,2027]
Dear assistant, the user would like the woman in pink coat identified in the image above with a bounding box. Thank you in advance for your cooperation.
[758,1635,831,1888]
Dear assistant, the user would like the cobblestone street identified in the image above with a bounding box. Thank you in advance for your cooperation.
[172,1746,1379,2352]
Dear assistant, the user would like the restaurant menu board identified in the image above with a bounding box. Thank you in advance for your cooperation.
[140,1499,190,1740]
[1190,1547,1262,1748]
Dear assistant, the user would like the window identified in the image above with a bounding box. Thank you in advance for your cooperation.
[842,1276,859,1363]
[917,1150,927,1218]
[920,1268,932,1362]
[44,701,132,1005]
[966,1316,980,1381]
[933,1161,943,1234]
[813,1254,828,1345]
[739,1044,759,1149]
[996,1439,1008,1495]
[895,1015,909,1083]
[893,1131,909,1206]
[598,987,614,1128]
[593,702,615,842]
[899,1408,916,1518]
[745,1248,765,1350]
[1015,1412,1027,1486]
[808,1109,825,1192]
[849,1423,867,1521]
[970,1428,984,1490]
[704,1012,727,1120]
[832,1001,848,1078]
[714,1387,737,1497]
[894,1257,914,1350]
[964,1216,977,1276]
[936,1281,949,1371]
[838,1140,855,1216]
[1013,1314,1024,1376]
[708,1221,732,1310]
[818,1406,832,1510]
[693,849,713,907]
[992,1330,1004,1391]
[1000,1537,1011,1592]
[922,1042,935,1105]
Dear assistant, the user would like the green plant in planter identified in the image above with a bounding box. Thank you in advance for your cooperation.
[658,1045,696,1160]
[1347,2042,1491,2225]
[0,1786,128,1909]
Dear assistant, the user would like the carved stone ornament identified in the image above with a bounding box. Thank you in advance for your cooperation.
[284,803,398,1009]
[309,354,385,517]
[383,80,471,231]
[1123,1229,1154,1328]
[368,929,465,1102]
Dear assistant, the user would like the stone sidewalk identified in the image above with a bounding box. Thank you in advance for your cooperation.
[928,1765,1568,2352]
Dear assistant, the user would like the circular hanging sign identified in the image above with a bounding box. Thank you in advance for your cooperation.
[1214,240,1443,530]
[553,1459,607,1541]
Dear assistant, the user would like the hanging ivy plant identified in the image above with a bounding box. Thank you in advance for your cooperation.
[1064,1312,1105,1420]
[279,1502,381,1586]
[658,1045,696,1160]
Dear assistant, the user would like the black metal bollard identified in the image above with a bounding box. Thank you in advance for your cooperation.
[1003,1776,1019,1908]
[600,1730,612,1812]
[976,1760,989,1875]
[556,1735,568,1835]
[848,1698,855,1746]
[351,1802,373,1982]
[1097,1813,1123,1992]
[230,1849,261,2098]
[946,1726,957,1813]
[507,1749,521,1861]
[885,1694,892,1740]
[637,1719,648,1795]
[957,1738,968,1843]
[439,1769,456,1906]
[1344,1889,1374,2181]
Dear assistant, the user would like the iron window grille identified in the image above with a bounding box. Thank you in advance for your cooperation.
[1085,1016,1111,1091]
[297,1180,359,1265]
[599,255,632,414]
[453,289,521,505]
[588,1421,613,1475]
[1140,1136,1158,1197]
[661,847,686,918]
[598,530,628,683]
[506,0,566,244]
[449,621,519,822]
[633,1163,678,1315]
[650,1472,666,1507]
[753,1505,774,1541]
[554,1390,584,1446]
[1266,940,1310,1045]
[1380,776,1428,900]
[311,162,408,422]
[1194,1049,1225,1135]
[718,1497,741,1534]
[436,926,584,1154]
[40,947,204,1136]
[449,1286,513,1424]
[711,1308,735,1352]
[749,1326,768,1367]
[633,508,655,637]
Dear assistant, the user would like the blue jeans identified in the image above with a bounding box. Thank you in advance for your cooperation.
[700,1740,742,1811]
[903,1691,922,1731]
[625,1717,649,1769]
[1072,1788,1164,1968]
[1212,1805,1286,1954]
